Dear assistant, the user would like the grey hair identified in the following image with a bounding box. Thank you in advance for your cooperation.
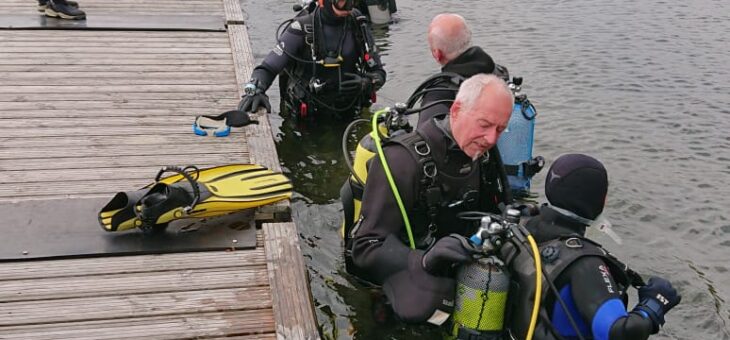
[429,14,472,60]
[455,74,514,113]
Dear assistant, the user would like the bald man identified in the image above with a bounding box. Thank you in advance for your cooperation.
[416,13,507,126]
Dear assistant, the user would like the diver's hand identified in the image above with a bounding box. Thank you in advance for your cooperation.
[633,276,681,333]
[340,72,367,93]
[340,72,383,93]
[421,234,477,276]
[238,82,271,113]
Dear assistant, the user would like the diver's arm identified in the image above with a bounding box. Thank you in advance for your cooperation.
[250,22,306,92]
[569,257,654,340]
[349,145,418,284]
[357,19,386,89]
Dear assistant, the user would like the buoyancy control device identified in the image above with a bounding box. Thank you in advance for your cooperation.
[279,0,382,118]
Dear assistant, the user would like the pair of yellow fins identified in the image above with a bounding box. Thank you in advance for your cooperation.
[98,164,293,232]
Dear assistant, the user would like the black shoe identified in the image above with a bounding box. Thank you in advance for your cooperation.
[38,0,78,12]
[44,0,85,20]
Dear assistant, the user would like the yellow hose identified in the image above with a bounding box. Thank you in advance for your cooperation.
[525,234,542,340]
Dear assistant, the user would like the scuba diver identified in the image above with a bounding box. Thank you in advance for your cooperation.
[346,74,514,324]
[238,0,387,120]
[415,13,507,126]
[500,154,682,340]
[407,13,542,197]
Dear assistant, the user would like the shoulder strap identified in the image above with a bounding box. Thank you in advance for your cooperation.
[388,132,441,245]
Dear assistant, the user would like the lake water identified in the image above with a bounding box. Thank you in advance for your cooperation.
[240,0,730,338]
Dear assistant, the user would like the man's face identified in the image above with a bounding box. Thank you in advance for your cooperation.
[331,0,353,16]
[451,85,513,159]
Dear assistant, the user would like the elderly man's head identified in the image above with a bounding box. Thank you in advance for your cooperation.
[428,13,472,65]
[450,74,513,159]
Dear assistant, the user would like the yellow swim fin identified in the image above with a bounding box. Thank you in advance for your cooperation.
[99,164,292,232]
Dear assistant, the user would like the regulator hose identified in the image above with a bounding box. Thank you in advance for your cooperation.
[341,118,370,186]
[526,234,542,340]
[371,108,416,249]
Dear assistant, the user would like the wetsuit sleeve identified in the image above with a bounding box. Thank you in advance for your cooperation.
[567,257,654,340]
[358,20,386,88]
[349,144,418,284]
[250,22,307,92]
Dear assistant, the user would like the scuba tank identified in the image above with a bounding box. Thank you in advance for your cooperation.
[448,208,548,340]
[450,256,510,340]
[340,104,411,240]
[448,210,520,340]
[496,77,544,198]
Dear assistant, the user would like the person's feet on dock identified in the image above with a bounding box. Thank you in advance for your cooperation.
[39,0,85,20]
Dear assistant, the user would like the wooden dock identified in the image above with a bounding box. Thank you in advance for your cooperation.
[0,0,319,339]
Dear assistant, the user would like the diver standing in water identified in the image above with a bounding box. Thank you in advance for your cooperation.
[239,0,386,120]
[502,154,681,340]
[415,13,507,126]
[346,74,513,324]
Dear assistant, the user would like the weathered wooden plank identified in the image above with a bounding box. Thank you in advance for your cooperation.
[0,64,234,73]
[2,115,210,128]
[3,114,205,127]
[0,164,208,184]
[0,310,275,340]
[0,41,228,47]
[0,125,234,138]
[0,250,265,281]
[223,0,245,24]
[0,53,233,60]
[4,77,234,86]
[0,99,238,111]
[0,30,224,37]
[1,71,233,80]
[0,142,247,160]
[0,153,247,172]
[0,84,237,94]
[0,134,227,148]
[229,25,281,172]
[0,287,272,327]
[0,266,268,302]
[263,223,320,340]
[0,91,237,102]
[0,58,233,65]
[1,47,232,54]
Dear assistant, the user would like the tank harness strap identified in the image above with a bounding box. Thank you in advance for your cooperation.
[388,132,442,247]
[413,138,440,234]
[480,146,513,208]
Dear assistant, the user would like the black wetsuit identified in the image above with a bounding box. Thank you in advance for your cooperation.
[348,115,510,323]
[417,46,496,126]
[505,205,656,340]
[250,4,386,116]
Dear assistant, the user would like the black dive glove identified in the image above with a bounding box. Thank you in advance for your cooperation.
[340,72,384,93]
[421,234,478,276]
[238,80,271,113]
[633,276,681,333]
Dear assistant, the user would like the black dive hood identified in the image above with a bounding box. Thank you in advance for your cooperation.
[330,0,355,11]
[320,0,353,23]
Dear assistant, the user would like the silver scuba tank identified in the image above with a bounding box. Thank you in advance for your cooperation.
[448,211,521,340]
[449,256,510,339]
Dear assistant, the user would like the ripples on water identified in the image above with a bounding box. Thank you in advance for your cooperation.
[241,0,730,338]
